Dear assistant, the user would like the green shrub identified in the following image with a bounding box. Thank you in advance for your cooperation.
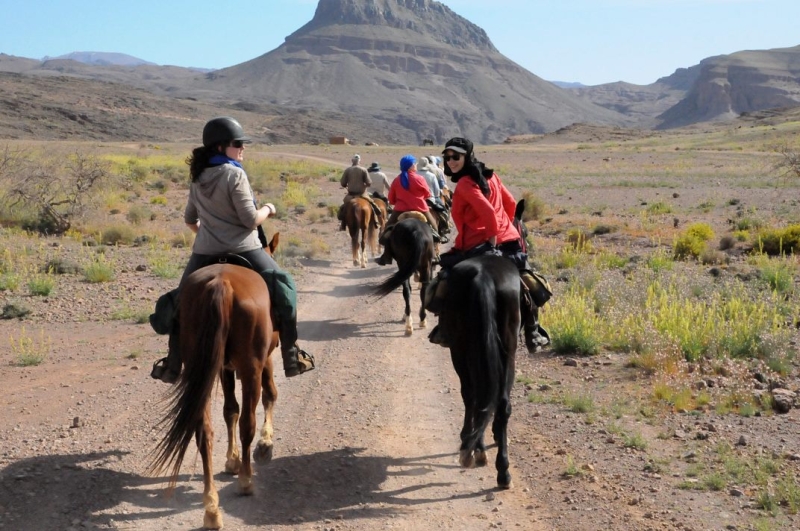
[150,195,168,205]
[756,224,800,255]
[520,190,546,221]
[101,225,136,245]
[27,273,55,296]
[126,205,153,225]
[0,273,21,291]
[685,222,715,242]
[646,201,673,215]
[673,234,707,260]
[83,254,116,283]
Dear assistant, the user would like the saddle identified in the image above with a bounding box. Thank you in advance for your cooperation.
[149,254,258,336]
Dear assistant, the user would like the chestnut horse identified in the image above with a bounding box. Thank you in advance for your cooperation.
[440,254,521,489]
[345,197,382,268]
[149,236,281,530]
[373,216,436,335]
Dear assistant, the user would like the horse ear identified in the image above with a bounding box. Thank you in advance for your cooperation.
[268,232,280,255]
[514,199,525,221]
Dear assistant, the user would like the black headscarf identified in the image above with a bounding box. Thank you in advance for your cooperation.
[442,137,493,196]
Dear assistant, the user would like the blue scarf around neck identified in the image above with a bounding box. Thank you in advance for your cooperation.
[208,154,243,169]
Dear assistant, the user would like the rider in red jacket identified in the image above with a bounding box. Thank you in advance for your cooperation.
[426,137,550,351]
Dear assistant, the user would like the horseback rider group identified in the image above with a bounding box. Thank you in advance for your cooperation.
[149,118,550,387]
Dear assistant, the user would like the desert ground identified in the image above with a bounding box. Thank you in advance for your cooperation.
[0,122,799,531]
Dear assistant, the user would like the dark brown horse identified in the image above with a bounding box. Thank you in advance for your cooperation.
[439,254,521,489]
[345,197,381,268]
[149,236,281,530]
[373,216,436,335]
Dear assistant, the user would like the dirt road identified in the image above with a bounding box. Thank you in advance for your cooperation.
[0,241,549,531]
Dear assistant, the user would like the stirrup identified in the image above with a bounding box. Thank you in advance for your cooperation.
[285,349,315,377]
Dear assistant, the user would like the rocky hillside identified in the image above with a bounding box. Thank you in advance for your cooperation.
[188,0,629,144]
[570,45,800,129]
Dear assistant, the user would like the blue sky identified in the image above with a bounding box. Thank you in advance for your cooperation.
[2,0,798,86]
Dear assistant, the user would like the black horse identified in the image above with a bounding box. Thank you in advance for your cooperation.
[373,217,436,335]
[440,253,521,489]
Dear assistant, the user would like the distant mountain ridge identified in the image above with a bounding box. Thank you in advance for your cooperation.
[45,52,156,67]
[0,1,799,143]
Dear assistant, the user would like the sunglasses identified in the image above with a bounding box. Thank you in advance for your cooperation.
[442,153,462,162]
[230,140,245,148]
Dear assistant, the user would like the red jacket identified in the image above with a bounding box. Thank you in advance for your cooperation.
[451,173,519,251]
[388,170,430,212]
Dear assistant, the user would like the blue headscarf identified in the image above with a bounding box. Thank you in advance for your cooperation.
[208,154,243,169]
[399,154,416,190]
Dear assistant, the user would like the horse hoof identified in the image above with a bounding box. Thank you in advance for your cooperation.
[254,442,273,465]
[224,457,241,475]
[475,450,488,467]
[497,477,513,490]
[203,510,223,530]
[419,319,427,329]
[459,449,475,468]
[238,476,255,496]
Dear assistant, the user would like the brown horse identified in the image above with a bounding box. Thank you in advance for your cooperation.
[149,236,281,530]
[345,197,381,268]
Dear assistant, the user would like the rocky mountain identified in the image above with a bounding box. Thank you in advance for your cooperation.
[568,46,800,129]
[181,0,629,144]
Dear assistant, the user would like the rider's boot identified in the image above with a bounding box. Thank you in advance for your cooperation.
[375,244,393,266]
[277,322,315,377]
[151,320,181,384]
[149,289,181,384]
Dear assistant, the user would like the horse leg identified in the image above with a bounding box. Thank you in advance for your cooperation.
[418,280,428,329]
[492,299,519,489]
[403,279,413,335]
[456,369,477,468]
[236,370,260,496]
[197,410,223,529]
[351,230,360,267]
[221,368,242,475]
[360,228,367,268]
[492,398,513,489]
[254,358,277,465]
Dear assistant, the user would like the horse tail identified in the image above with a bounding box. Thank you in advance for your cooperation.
[462,275,503,451]
[148,276,231,485]
[373,225,424,298]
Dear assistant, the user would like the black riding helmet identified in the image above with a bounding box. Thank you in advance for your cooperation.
[202,116,251,148]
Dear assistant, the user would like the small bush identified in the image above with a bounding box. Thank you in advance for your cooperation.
[101,225,136,245]
[756,224,800,255]
[718,235,736,251]
[685,222,715,242]
[83,253,116,283]
[520,190,546,221]
[646,201,673,215]
[10,327,50,366]
[674,234,707,260]
[150,195,168,205]
[0,273,21,291]
[27,273,55,296]
[126,205,154,225]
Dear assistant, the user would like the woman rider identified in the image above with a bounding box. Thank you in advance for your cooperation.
[150,116,315,383]
[425,137,550,350]
[375,154,440,266]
